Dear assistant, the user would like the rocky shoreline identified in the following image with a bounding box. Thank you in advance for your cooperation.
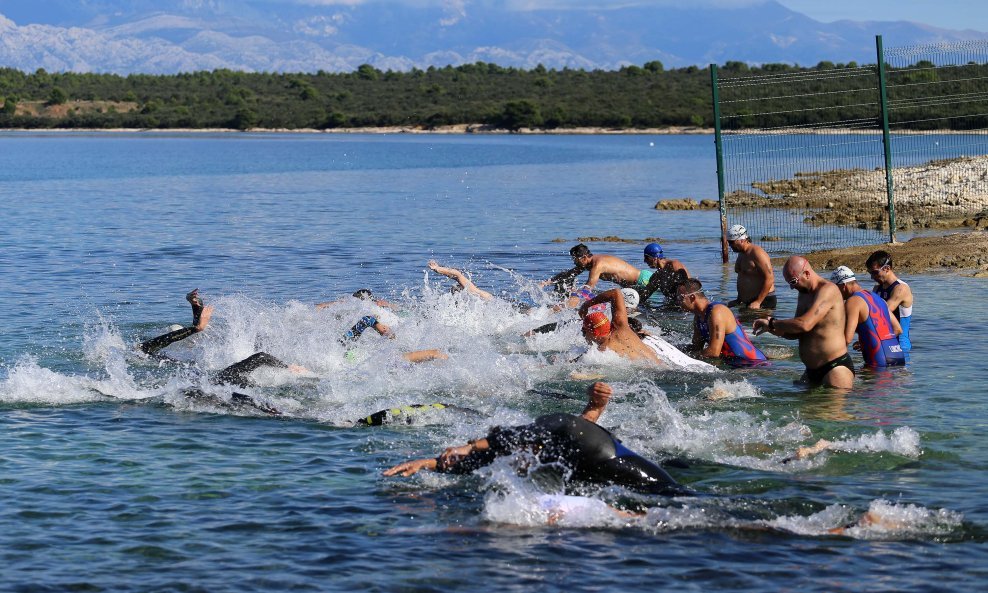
[727,155,988,231]
[780,231,988,276]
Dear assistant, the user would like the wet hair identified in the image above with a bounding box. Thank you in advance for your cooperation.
[570,244,592,259]
[866,250,892,270]
[352,288,374,300]
[675,277,703,295]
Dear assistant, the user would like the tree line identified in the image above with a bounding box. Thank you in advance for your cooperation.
[0,60,984,131]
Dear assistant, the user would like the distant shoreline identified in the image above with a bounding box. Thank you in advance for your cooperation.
[1,125,982,135]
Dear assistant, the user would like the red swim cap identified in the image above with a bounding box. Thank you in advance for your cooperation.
[583,311,611,339]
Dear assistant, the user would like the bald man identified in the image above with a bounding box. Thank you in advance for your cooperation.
[752,256,854,389]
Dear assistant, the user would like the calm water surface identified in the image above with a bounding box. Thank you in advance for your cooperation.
[0,132,985,592]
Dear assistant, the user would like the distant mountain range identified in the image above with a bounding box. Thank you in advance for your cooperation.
[0,0,985,75]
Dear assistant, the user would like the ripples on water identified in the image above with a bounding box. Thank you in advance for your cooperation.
[1,133,985,592]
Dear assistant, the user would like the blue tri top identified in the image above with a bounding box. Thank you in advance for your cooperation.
[696,302,768,367]
[876,280,912,352]
[852,290,905,367]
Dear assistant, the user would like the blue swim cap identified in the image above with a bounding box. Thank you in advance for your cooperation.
[644,243,664,258]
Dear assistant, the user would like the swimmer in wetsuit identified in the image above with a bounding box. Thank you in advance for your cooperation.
[384,383,685,495]
[138,289,214,357]
[674,278,768,368]
[831,266,905,368]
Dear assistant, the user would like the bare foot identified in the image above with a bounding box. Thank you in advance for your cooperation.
[187,289,205,327]
[402,349,449,363]
[194,305,214,332]
[288,364,310,374]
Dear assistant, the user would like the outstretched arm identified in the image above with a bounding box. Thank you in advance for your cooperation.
[428,261,494,301]
[579,288,629,329]
[383,437,492,477]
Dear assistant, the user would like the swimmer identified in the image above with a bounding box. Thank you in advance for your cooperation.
[831,266,905,368]
[558,244,649,292]
[428,261,495,300]
[753,256,854,389]
[316,288,398,310]
[137,289,214,356]
[339,314,447,364]
[725,225,777,310]
[674,277,768,368]
[578,288,710,371]
[355,402,483,426]
[523,287,639,337]
[866,250,913,352]
[384,383,685,496]
[640,243,690,301]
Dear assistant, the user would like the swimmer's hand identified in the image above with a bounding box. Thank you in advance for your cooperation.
[437,443,474,468]
[581,382,613,423]
[383,458,438,477]
[752,318,770,336]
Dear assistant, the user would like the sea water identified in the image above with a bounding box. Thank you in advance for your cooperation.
[0,132,985,592]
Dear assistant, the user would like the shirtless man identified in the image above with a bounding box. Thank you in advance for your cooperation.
[866,250,913,352]
[566,244,646,291]
[752,256,854,389]
[725,225,777,310]
[578,288,665,364]
[640,243,690,301]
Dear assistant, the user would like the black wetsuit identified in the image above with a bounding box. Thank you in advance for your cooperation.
[139,326,200,357]
[442,413,685,495]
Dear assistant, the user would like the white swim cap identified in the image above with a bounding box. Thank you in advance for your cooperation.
[830,266,857,285]
[621,288,640,311]
[727,224,748,241]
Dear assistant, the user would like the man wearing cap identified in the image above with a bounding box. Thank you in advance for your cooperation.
[725,224,777,310]
[865,250,913,352]
[830,266,905,368]
[640,243,690,301]
[578,288,676,366]
[674,278,768,368]
[753,256,854,389]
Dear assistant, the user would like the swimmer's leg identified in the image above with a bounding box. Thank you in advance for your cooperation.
[138,292,214,355]
[213,352,289,387]
[402,349,449,363]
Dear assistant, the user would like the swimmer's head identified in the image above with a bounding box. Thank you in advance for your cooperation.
[621,287,640,311]
[570,243,592,267]
[674,277,705,311]
[353,288,374,300]
[582,311,611,343]
[830,266,859,298]
[727,224,749,252]
[865,250,893,282]
[643,243,664,267]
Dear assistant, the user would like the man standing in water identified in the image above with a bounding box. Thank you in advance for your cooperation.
[752,256,854,388]
[674,278,768,368]
[830,266,905,368]
[640,243,690,301]
[866,250,913,353]
[725,225,777,310]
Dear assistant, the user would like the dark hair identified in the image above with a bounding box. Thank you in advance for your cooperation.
[866,250,892,269]
[569,244,592,259]
[352,288,374,300]
[676,277,703,295]
[627,317,645,336]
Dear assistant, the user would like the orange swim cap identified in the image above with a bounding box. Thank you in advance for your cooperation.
[583,311,611,339]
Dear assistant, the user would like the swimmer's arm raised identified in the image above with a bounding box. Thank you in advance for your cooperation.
[580,382,612,423]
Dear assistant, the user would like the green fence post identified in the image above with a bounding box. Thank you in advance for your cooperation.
[876,35,897,243]
[710,63,729,263]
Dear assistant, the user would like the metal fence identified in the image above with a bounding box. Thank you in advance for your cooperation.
[710,36,988,259]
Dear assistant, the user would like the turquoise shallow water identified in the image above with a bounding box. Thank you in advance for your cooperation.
[1,132,986,592]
